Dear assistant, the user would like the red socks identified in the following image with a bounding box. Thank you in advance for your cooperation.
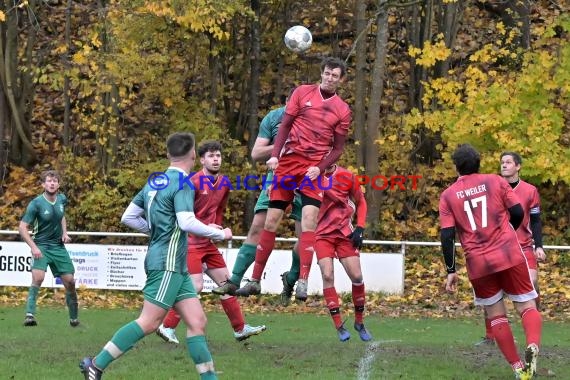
[251,230,276,280]
[521,307,542,347]
[323,287,342,329]
[352,283,365,324]
[163,308,181,329]
[221,296,245,332]
[299,231,316,280]
[490,315,522,368]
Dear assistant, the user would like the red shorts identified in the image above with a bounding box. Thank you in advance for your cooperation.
[187,243,226,274]
[269,153,325,203]
[315,235,359,261]
[522,246,537,270]
[470,262,537,306]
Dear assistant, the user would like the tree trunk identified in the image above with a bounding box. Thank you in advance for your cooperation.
[63,0,73,146]
[1,0,38,168]
[407,3,421,110]
[479,0,531,49]
[208,34,219,115]
[435,0,464,78]
[0,82,7,193]
[364,0,389,235]
[243,0,262,228]
[353,0,368,171]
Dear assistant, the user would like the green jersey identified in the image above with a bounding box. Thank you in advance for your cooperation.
[21,193,67,247]
[132,167,195,273]
[259,106,285,143]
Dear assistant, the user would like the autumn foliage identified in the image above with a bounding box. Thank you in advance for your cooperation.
[0,1,569,316]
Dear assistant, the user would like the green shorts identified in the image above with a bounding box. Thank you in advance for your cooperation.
[143,270,198,310]
[256,171,302,221]
[32,245,75,277]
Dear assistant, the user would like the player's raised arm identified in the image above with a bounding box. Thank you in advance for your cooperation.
[176,210,231,240]
[251,137,273,162]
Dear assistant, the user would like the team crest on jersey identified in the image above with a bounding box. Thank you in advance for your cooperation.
[305,101,312,107]
[59,205,64,212]
[44,210,50,215]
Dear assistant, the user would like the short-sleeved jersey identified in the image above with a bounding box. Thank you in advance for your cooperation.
[282,84,351,161]
[258,106,285,142]
[316,167,367,238]
[187,169,230,247]
[512,180,541,249]
[132,167,195,273]
[21,193,67,247]
[439,173,525,280]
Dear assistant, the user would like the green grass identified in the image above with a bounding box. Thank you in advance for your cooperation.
[1,306,569,379]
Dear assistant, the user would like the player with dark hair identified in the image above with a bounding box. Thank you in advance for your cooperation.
[237,57,351,300]
[212,93,303,306]
[80,132,232,380]
[315,165,371,342]
[476,152,546,346]
[19,170,79,327]
[439,144,542,379]
[157,140,266,344]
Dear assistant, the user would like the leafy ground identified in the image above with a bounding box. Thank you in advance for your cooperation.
[1,307,568,380]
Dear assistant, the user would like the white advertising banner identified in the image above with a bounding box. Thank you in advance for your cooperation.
[0,241,404,294]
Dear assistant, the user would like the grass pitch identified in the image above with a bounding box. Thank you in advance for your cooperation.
[1,306,568,379]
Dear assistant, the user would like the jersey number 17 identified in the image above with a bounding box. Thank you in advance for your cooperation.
[463,195,487,231]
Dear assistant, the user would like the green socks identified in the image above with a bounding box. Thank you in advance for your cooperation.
[230,243,257,285]
[286,249,300,285]
[94,321,145,370]
[25,285,39,315]
[66,290,79,319]
[187,335,217,379]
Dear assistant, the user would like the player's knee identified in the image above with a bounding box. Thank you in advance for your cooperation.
[351,276,363,284]
[321,271,334,284]
[31,275,45,286]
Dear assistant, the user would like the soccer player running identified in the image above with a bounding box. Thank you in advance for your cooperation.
[19,170,79,327]
[439,144,542,379]
[212,101,303,306]
[80,133,232,380]
[316,165,371,342]
[156,140,266,344]
[237,57,351,300]
[477,152,546,345]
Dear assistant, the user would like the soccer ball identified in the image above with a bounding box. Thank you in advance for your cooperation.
[284,25,312,53]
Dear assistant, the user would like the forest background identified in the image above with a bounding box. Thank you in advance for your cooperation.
[0,1,569,316]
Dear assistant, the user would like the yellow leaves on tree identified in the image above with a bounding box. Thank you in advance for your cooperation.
[408,36,451,68]
[406,15,570,185]
[141,0,248,41]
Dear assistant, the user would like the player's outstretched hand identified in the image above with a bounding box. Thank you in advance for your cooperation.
[266,157,278,170]
[222,228,233,240]
[445,273,458,293]
[348,227,364,249]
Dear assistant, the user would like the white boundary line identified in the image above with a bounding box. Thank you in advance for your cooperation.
[356,339,402,380]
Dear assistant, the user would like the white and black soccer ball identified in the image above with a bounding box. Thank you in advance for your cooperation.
[284,25,312,53]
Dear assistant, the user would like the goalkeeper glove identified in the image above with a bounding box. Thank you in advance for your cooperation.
[348,227,364,249]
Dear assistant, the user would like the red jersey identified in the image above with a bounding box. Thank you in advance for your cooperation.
[316,166,367,238]
[512,180,541,249]
[439,173,525,280]
[187,169,230,247]
[282,84,351,162]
